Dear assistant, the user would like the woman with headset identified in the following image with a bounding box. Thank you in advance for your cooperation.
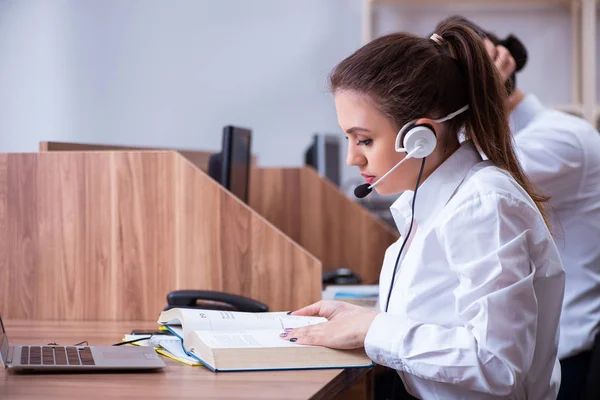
[280,17,565,399]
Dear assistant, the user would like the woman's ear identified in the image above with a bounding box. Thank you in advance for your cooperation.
[414,118,440,133]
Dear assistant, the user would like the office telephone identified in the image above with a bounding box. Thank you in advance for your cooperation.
[164,290,268,313]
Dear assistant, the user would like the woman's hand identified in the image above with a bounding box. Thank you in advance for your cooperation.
[280,301,379,349]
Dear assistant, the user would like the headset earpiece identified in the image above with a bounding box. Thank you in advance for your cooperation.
[395,123,437,159]
[394,105,469,159]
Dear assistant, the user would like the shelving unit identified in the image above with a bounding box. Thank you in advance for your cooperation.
[361,0,598,125]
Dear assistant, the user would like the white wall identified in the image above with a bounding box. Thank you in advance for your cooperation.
[0,0,74,146]
[0,0,361,167]
[0,0,585,192]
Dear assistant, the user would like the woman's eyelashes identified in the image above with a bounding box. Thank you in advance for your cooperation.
[344,135,372,146]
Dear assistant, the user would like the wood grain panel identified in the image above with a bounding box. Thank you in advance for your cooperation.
[83,154,116,319]
[39,141,257,173]
[111,152,177,320]
[3,155,39,319]
[0,152,321,320]
[36,152,95,320]
[0,319,370,400]
[174,157,224,291]
[250,167,398,284]
[175,157,322,312]
[40,141,213,172]
[0,154,7,316]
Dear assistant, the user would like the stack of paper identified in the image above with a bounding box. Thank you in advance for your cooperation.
[123,333,201,366]
[321,284,379,309]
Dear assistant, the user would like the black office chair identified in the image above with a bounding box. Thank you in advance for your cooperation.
[164,290,268,313]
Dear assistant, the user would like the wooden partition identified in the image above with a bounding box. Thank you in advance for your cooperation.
[40,141,397,284]
[40,141,214,172]
[0,151,321,320]
[249,167,398,284]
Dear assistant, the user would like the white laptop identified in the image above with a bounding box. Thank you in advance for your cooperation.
[0,314,166,372]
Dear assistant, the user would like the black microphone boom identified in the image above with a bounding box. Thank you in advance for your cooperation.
[354,183,373,199]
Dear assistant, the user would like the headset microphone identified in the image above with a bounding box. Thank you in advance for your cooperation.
[354,147,422,199]
[353,183,372,199]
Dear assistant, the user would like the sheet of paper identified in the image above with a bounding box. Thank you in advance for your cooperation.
[159,340,202,365]
[122,334,200,366]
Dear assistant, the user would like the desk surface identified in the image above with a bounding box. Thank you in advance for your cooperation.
[0,320,369,400]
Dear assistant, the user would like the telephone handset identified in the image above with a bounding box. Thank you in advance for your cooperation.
[164,290,268,313]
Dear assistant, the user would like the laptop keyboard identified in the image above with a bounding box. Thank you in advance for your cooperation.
[20,346,95,366]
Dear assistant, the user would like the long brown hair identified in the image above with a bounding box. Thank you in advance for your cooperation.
[329,16,550,227]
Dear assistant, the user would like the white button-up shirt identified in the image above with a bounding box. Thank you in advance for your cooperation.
[364,141,565,400]
[511,94,600,359]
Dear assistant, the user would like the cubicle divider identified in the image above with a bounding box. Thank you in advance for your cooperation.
[39,141,214,171]
[249,167,398,284]
[39,141,399,284]
[0,150,321,320]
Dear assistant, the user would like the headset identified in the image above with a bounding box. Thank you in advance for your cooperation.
[354,105,469,200]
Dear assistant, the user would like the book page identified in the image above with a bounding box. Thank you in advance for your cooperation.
[168,326,184,339]
[159,340,202,366]
[167,308,327,333]
[122,334,200,366]
[193,329,311,349]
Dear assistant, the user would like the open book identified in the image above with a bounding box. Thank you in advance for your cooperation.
[157,308,373,372]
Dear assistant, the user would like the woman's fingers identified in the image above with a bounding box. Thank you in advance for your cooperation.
[290,301,324,317]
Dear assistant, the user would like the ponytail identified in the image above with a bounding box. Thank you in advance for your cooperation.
[435,17,550,227]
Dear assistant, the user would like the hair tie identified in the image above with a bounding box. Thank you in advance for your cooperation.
[430,33,445,46]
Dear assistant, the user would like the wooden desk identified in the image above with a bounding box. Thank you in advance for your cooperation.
[0,320,370,400]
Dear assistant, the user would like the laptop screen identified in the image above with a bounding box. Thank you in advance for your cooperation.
[0,315,8,367]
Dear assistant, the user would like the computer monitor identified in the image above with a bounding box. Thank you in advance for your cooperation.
[304,134,341,187]
[208,126,252,204]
